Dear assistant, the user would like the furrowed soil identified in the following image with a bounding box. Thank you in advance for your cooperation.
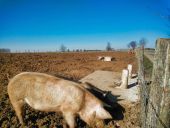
[0,51,140,128]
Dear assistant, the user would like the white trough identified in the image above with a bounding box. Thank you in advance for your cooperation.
[98,56,114,61]
[104,56,113,61]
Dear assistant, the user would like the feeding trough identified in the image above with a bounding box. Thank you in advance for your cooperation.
[104,56,113,61]
[97,56,114,61]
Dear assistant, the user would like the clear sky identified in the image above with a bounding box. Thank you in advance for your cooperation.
[0,0,169,52]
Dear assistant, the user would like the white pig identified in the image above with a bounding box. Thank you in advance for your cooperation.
[7,72,112,128]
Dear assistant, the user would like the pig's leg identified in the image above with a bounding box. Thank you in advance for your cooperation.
[12,100,24,125]
[63,112,75,128]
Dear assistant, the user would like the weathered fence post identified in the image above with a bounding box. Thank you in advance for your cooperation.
[127,64,132,78]
[136,46,148,128]
[146,38,170,128]
[120,69,129,89]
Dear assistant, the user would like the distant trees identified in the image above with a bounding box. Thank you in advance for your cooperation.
[106,42,112,51]
[0,48,11,53]
[127,38,148,54]
[127,41,137,54]
[60,44,67,52]
[128,41,137,50]
[139,38,147,48]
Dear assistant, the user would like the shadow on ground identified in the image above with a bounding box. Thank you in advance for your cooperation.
[85,83,125,121]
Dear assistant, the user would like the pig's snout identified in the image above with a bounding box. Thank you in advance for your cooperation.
[96,105,112,119]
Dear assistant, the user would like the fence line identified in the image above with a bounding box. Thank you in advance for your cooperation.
[136,38,170,128]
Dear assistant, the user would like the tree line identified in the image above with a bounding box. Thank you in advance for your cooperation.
[0,38,147,53]
[0,48,11,53]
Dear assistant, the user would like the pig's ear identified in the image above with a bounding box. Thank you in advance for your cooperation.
[96,106,112,119]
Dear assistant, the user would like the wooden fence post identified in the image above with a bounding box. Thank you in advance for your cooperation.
[136,47,148,128]
[146,38,170,128]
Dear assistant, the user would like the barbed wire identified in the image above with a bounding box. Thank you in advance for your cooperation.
[139,68,168,128]
[141,81,168,128]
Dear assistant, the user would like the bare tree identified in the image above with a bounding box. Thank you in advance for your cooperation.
[60,44,67,52]
[139,38,147,48]
[127,41,137,54]
[106,42,112,51]
[128,41,137,50]
[130,41,137,50]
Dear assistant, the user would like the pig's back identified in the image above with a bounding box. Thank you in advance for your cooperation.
[8,72,85,112]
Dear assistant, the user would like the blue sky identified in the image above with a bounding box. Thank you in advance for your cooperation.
[0,0,169,52]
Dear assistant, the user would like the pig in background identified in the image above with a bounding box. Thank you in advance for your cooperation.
[7,72,112,128]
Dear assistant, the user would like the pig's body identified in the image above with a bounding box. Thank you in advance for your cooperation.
[8,72,111,128]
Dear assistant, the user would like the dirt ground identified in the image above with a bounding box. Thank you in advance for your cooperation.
[0,51,140,128]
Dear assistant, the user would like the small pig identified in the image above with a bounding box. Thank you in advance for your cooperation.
[7,72,112,128]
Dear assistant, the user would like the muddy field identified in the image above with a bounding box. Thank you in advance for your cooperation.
[0,51,140,128]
